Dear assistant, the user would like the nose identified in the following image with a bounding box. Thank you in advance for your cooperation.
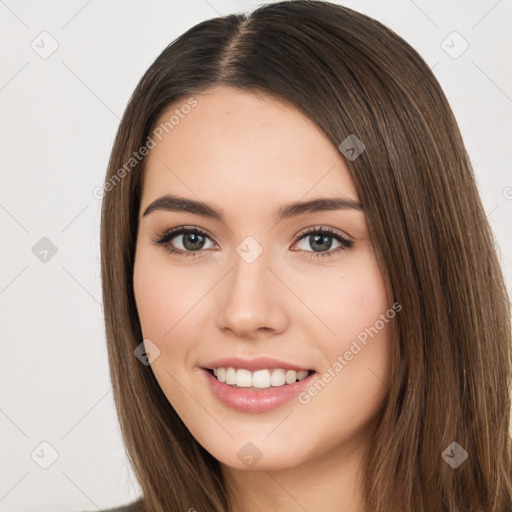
[215,246,289,339]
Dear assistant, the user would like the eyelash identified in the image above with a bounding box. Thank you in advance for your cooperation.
[152,225,354,260]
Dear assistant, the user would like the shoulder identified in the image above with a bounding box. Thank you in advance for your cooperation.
[82,497,145,512]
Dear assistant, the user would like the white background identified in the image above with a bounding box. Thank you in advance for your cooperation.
[1,1,511,510]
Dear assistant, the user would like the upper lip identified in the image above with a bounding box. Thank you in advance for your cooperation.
[202,356,314,372]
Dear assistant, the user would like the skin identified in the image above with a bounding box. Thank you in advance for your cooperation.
[133,85,393,512]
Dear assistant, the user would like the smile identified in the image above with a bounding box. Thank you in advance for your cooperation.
[209,367,312,389]
[201,367,317,413]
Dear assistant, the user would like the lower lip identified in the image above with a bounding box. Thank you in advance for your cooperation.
[201,368,316,413]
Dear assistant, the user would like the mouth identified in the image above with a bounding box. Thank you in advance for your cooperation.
[204,367,316,390]
[201,366,317,413]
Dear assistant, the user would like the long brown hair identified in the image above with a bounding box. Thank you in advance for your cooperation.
[100,1,512,510]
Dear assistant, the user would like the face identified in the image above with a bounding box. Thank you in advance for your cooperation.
[133,85,393,472]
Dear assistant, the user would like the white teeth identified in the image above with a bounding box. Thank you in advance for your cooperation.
[270,369,286,387]
[285,370,297,384]
[225,367,237,385]
[252,369,271,388]
[210,367,312,389]
[236,369,252,387]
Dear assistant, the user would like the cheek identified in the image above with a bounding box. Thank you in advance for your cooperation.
[133,250,206,353]
[303,254,390,344]
[310,252,392,392]
[302,266,392,439]
[133,252,204,404]
[133,262,171,340]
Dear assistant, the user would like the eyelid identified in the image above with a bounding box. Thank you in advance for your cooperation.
[295,224,352,242]
[291,225,354,258]
[153,225,217,249]
[153,224,354,258]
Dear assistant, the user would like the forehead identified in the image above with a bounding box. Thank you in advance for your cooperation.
[140,85,359,211]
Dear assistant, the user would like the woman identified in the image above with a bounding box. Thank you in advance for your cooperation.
[96,1,512,510]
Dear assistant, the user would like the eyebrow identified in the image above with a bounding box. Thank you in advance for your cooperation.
[141,193,364,223]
